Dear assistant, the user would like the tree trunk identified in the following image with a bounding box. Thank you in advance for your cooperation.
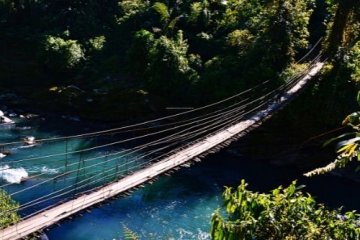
[326,1,355,56]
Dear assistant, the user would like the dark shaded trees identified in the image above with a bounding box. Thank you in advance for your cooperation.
[0,0,320,116]
[326,0,360,55]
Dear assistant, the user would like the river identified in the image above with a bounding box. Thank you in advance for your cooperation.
[0,112,359,240]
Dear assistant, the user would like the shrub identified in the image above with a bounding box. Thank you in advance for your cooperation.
[0,189,20,228]
[211,180,360,240]
[41,35,84,72]
[344,41,360,82]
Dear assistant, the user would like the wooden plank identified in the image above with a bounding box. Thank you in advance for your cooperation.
[0,62,324,240]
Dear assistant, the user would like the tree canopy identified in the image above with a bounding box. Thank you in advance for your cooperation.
[0,0,359,122]
[0,0,318,116]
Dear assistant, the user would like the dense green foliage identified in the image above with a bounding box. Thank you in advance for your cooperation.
[300,0,360,172]
[345,41,360,82]
[325,0,360,56]
[40,35,84,72]
[1,1,360,238]
[0,189,20,228]
[328,0,360,84]
[211,180,360,240]
[0,0,316,117]
[266,0,360,129]
[0,1,359,122]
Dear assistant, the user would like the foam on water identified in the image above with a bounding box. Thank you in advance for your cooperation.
[40,166,59,174]
[16,126,32,130]
[0,165,28,183]
[176,228,211,240]
[0,123,15,129]
[197,228,211,240]
[17,144,38,149]
[28,166,59,175]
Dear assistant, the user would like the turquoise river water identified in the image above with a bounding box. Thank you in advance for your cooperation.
[0,113,359,240]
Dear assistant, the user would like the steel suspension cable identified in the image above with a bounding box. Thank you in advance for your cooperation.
[0,55,320,198]
[3,97,259,215]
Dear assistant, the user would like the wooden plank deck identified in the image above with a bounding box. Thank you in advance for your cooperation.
[0,62,324,240]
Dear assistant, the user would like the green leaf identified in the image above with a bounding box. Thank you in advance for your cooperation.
[323,132,357,147]
[167,16,181,30]
[152,2,170,23]
[211,180,360,239]
[336,137,360,150]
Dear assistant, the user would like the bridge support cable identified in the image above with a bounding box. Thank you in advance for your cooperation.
[0,61,325,240]
[0,41,325,239]
[1,52,320,171]
[0,97,253,190]
[0,80,283,190]
[0,79,296,216]
[5,79,290,191]
[2,63,318,206]
[0,80,273,148]
[0,54,320,188]
[1,111,253,219]
[0,55,322,219]
[0,84,273,169]
[2,96,253,187]
[2,54,320,202]
[2,95,264,209]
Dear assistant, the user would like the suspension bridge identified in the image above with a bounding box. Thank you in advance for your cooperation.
[0,49,324,239]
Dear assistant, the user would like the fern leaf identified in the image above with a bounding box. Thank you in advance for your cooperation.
[123,225,140,240]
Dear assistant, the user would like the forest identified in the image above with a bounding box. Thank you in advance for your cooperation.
[0,0,358,122]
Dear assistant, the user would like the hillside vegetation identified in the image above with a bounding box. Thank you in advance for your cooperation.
[0,0,359,121]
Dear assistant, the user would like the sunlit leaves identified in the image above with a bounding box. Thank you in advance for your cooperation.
[344,41,360,82]
[226,29,254,55]
[0,189,20,228]
[211,180,360,240]
[118,0,149,23]
[152,2,170,23]
[151,31,193,74]
[188,2,203,23]
[279,63,308,83]
[142,30,199,101]
[88,36,106,52]
[264,0,314,66]
[41,35,84,71]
